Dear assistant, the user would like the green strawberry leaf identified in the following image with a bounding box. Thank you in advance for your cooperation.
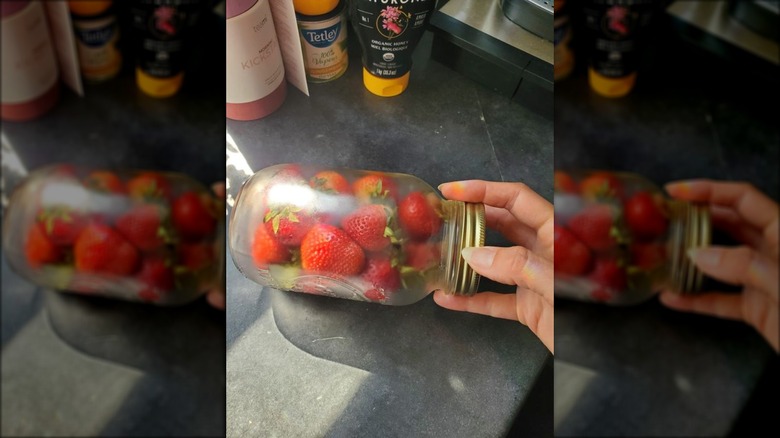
[264,210,275,223]
[400,266,418,275]
[272,215,281,234]
[157,226,177,245]
[289,248,301,265]
[626,265,643,275]
[610,225,631,245]
[39,206,75,235]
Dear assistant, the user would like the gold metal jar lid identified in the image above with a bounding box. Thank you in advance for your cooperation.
[451,202,486,296]
[668,201,711,294]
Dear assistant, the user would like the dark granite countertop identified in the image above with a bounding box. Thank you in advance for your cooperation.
[225,28,554,437]
[553,9,779,437]
[0,10,226,437]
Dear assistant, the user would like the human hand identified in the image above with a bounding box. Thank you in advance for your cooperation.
[433,180,554,354]
[205,181,226,310]
[659,180,778,352]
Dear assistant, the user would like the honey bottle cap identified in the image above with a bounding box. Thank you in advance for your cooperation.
[362,68,410,98]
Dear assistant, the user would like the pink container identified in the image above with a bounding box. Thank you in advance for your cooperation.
[226,0,287,121]
[1,0,60,122]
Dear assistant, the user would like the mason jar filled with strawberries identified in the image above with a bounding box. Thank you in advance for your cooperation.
[554,170,711,305]
[3,164,223,305]
[229,164,485,305]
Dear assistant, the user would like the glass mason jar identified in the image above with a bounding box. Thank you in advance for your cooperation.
[554,170,711,305]
[229,164,485,305]
[2,164,224,305]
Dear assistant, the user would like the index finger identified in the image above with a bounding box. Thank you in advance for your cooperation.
[439,180,553,232]
[665,180,778,235]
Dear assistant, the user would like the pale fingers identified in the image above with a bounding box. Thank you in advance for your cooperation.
[433,289,554,353]
[661,289,779,352]
[439,180,553,233]
[689,246,779,299]
[206,289,226,310]
[211,181,226,199]
[659,291,743,320]
[462,246,554,304]
[665,180,779,239]
[484,205,539,251]
[433,290,518,320]
[515,287,554,353]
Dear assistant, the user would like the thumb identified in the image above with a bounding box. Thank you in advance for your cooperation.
[461,246,553,303]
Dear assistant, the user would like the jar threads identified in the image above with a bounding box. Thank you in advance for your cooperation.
[442,201,485,297]
[668,201,711,294]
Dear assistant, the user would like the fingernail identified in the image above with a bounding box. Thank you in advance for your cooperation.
[461,247,495,269]
[664,181,694,196]
[687,247,719,268]
[437,183,446,191]
[659,291,679,304]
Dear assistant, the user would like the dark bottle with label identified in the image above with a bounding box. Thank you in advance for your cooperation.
[583,0,658,97]
[130,0,202,98]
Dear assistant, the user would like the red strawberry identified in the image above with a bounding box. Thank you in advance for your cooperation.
[364,289,387,301]
[177,242,215,271]
[25,223,63,268]
[579,172,624,200]
[341,204,395,252]
[590,288,614,302]
[568,204,619,252]
[264,205,317,246]
[74,223,140,275]
[172,191,217,241]
[588,257,627,294]
[116,204,168,251]
[554,224,593,276]
[136,256,174,302]
[251,221,291,268]
[127,172,172,201]
[261,165,306,199]
[352,174,399,203]
[300,224,365,275]
[37,206,87,246]
[83,171,125,194]
[403,241,440,271]
[361,255,401,301]
[554,171,578,193]
[309,171,351,194]
[630,242,666,271]
[272,164,305,182]
[50,164,78,178]
[624,191,668,240]
[398,192,442,241]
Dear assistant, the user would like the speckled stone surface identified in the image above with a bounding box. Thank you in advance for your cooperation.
[1,12,225,437]
[553,15,779,437]
[225,30,553,437]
